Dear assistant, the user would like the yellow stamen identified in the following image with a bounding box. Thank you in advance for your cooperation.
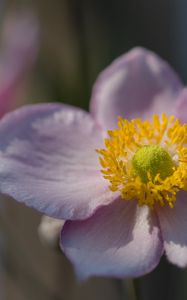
[97,114,187,208]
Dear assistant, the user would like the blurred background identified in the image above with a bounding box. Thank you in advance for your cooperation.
[0,0,187,299]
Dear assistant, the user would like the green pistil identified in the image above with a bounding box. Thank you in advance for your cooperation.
[132,145,174,183]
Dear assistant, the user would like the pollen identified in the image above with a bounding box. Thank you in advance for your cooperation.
[97,114,187,208]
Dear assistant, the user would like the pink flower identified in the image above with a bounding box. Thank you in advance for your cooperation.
[0,11,39,116]
[0,48,186,280]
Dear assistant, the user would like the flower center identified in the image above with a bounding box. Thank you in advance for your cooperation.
[132,145,174,183]
[97,114,187,208]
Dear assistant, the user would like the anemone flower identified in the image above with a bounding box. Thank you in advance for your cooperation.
[0,48,186,280]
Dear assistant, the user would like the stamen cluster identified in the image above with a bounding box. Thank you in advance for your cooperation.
[97,114,187,208]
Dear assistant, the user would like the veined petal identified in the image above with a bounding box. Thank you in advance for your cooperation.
[90,47,182,130]
[61,199,163,280]
[157,191,187,267]
[0,104,117,220]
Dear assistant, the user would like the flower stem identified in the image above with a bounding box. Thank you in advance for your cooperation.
[133,278,142,300]
[120,279,142,300]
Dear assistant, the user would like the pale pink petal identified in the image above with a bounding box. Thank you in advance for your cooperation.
[174,88,187,123]
[61,199,163,280]
[0,104,117,220]
[90,47,182,130]
[157,191,187,267]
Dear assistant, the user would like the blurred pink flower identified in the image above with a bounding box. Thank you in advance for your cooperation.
[0,10,39,116]
[0,48,187,280]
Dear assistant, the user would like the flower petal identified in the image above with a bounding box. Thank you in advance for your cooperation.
[90,47,182,130]
[61,199,163,280]
[174,88,187,123]
[0,104,117,220]
[157,191,187,267]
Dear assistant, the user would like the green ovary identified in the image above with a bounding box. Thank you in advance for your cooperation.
[132,145,174,183]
